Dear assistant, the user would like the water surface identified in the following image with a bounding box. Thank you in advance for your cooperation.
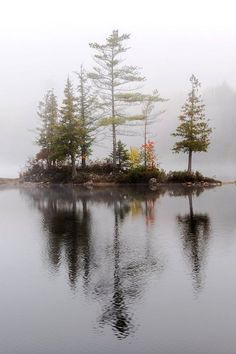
[0,184,235,354]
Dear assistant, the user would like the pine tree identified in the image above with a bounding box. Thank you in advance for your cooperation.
[116,140,130,169]
[109,140,130,169]
[75,66,99,168]
[37,89,58,166]
[88,30,145,168]
[172,75,212,172]
[55,78,81,178]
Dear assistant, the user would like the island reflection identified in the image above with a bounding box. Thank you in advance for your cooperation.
[21,185,213,338]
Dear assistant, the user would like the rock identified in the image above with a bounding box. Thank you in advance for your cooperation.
[149,178,157,185]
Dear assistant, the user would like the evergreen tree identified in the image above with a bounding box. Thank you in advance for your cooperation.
[55,78,81,178]
[88,30,145,168]
[37,89,58,166]
[76,66,99,168]
[109,140,130,169]
[172,75,212,172]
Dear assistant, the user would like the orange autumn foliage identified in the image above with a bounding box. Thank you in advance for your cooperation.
[142,140,157,168]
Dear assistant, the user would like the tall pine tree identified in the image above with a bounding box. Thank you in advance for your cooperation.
[172,75,212,172]
[37,89,58,166]
[76,66,99,168]
[88,30,145,168]
[55,78,81,178]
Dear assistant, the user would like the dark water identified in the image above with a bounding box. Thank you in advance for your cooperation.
[0,184,236,354]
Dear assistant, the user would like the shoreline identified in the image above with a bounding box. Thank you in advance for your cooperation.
[1,177,235,187]
[0,178,227,187]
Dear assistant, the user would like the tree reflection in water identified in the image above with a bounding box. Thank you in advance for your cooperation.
[21,186,164,339]
[176,189,211,294]
[21,185,214,337]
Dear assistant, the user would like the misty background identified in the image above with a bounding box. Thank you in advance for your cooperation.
[0,0,235,180]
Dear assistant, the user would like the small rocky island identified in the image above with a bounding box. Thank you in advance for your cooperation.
[20,162,222,187]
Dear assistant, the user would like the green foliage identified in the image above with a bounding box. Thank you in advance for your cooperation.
[172,75,212,171]
[116,140,130,168]
[117,166,166,184]
[75,66,99,167]
[166,170,220,184]
[53,78,81,178]
[109,140,130,169]
[72,172,90,184]
[88,29,145,166]
[36,89,58,166]
[79,161,114,174]
[22,160,72,183]
[167,170,203,183]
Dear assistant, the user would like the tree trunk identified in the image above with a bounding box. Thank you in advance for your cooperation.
[112,123,116,169]
[81,156,86,168]
[81,145,86,168]
[187,149,192,173]
[47,158,52,169]
[144,118,147,169]
[111,47,116,170]
[71,155,77,179]
[80,71,86,170]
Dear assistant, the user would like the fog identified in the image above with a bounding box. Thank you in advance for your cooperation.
[0,0,236,179]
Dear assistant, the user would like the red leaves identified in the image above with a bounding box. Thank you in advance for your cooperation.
[142,140,157,168]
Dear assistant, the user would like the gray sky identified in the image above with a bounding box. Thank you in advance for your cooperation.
[0,0,236,178]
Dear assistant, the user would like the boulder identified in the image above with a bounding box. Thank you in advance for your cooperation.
[149,178,157,185]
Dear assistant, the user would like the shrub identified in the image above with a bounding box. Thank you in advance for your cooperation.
[166,170,220,184]
[166,171,201,183]
[117,167,166,184]
[72,172,90,184]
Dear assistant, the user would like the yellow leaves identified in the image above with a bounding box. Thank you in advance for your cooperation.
[129,147,141,168]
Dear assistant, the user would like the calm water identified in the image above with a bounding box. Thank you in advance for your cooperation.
[0,184,236,354]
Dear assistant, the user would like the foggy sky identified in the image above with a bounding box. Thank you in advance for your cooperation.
[0,0,236,178]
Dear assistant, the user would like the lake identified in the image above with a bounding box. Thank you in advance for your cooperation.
[0,184,235,354]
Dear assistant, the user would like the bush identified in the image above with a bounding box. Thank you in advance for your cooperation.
[21,158,114,183]
[166,170,202,183]
[166,170,221,184]
[72,172,90,184]
[116,167,166,184]
[22,162,72,183]
[78,162,114,174]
